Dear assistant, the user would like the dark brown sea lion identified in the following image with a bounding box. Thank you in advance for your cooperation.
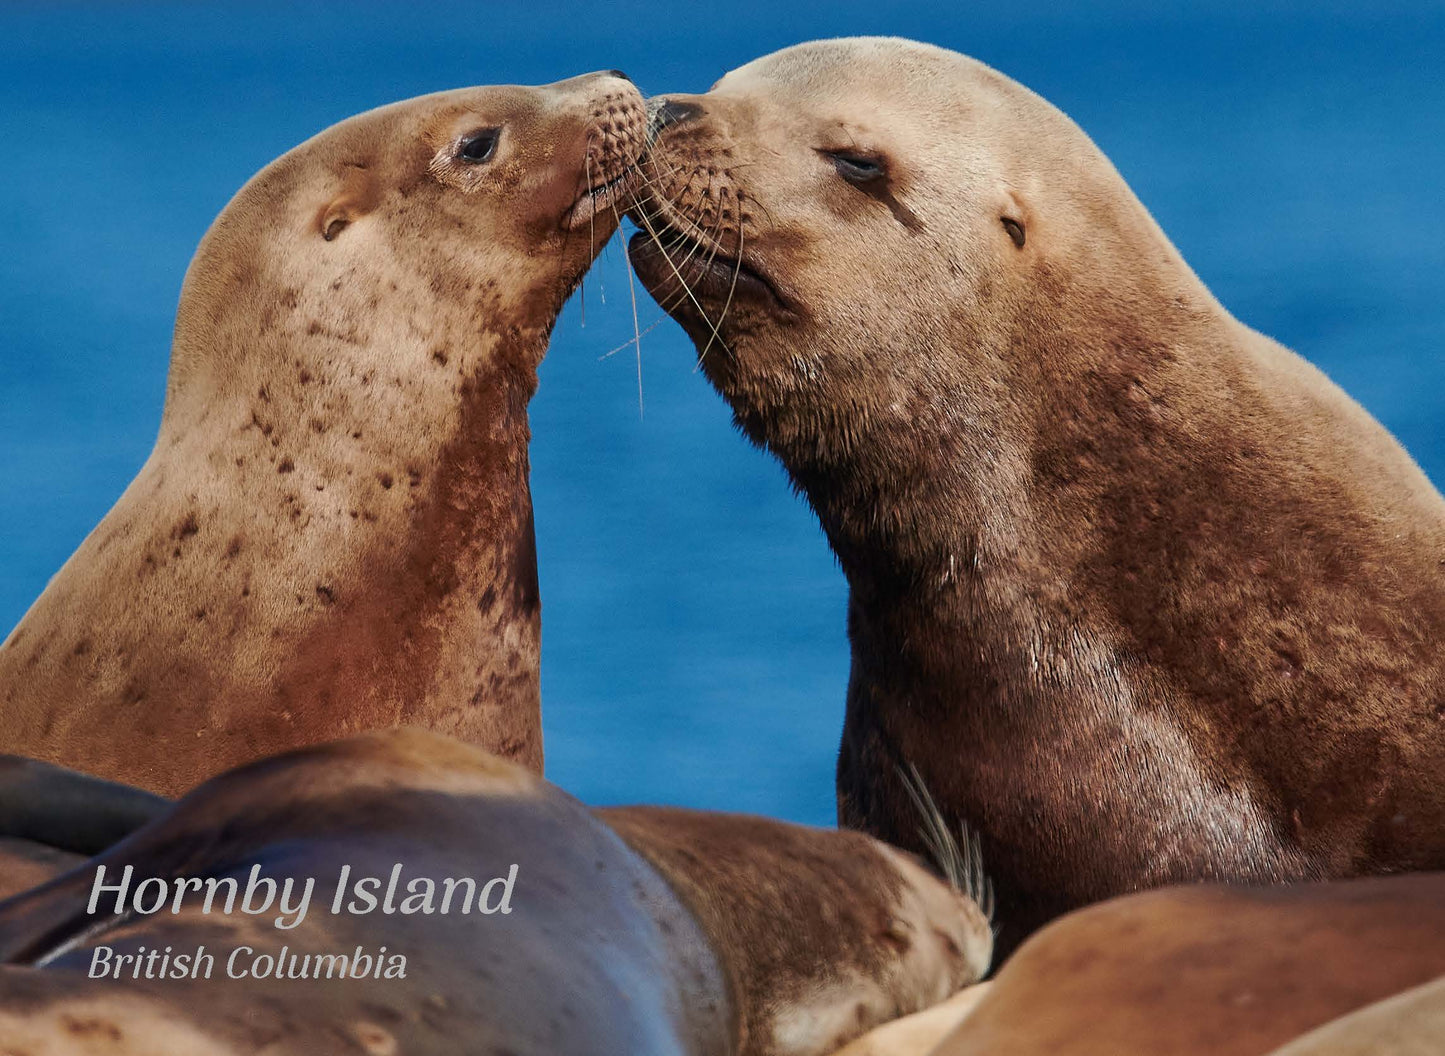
[626,37,1445,953]
[931,872,1445,1055]
[0,728,992,1055]
[0,73,647,795]
[0,755,167,900]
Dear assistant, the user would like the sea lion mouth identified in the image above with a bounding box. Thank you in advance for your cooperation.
[626,223,788,313]
[564,168,636,231]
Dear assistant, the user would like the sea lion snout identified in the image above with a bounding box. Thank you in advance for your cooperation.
[417,74,646,238]
[558,73,648,230]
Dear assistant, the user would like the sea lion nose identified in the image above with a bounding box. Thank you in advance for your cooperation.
[654,98,702,130]
[647,98,703,144]
[605,69,631,82]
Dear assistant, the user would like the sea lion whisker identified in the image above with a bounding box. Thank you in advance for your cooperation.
[896,761,994,918]
[664,191,731,320]
[629,201,731,349]
[633,168,729,248]
[625,164,739,326]
[584,147,599,262]
[604,185,647,416]
[636,169,765,337]
[968,824,995,923]
[691,172,734,272]
[629,183,740,331]
[668,181,725,276]
[896,762,996,925]
[694,217,743,369]
[639,149,691,200]
[598,314,671,360]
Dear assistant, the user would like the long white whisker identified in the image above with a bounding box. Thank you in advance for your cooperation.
[629,190,730,351]
[606,182,647,418]
[599,314,670,359]
[695,211,742,370]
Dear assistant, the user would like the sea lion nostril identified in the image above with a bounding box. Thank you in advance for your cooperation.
[605,69,631,82]
[652,99,702,133]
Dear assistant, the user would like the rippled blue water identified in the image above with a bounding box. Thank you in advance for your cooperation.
[1,2,1441,824]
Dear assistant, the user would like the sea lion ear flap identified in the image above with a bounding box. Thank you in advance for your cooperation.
[317,162,380,242]
[996,184,1028,250]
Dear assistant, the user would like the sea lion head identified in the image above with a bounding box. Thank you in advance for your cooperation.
[168,71,645,412]
[626,38,1202,491]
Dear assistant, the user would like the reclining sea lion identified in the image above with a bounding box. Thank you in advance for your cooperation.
[0,728,993,1055]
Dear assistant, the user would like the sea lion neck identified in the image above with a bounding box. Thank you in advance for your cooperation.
[749,263,1240,671]
[2,72,650,794]
[768,379,1021,612]
[0,255,550,793]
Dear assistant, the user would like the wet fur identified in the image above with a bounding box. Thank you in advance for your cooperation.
[0,729,731,1056]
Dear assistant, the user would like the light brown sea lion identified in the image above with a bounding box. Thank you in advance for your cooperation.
[0,728,992,1055]
[626,37,1445,954]
[602,805,991,1056]
[0,73,646,795]
[1264,975,1445,1056]
[826,986,993,1056]
[931,872,1445,1055]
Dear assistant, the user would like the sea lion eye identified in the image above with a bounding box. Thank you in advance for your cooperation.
[457,128,501,164]
[1001,217,1026,248]
[824,150,887,184]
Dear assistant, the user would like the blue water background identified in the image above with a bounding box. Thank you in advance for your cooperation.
[1,2,1441,825]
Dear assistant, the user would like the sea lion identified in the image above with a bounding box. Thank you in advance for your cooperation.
[0,756,168,858]
[626,37,1445,952]
[0,72,647,794]
[0,841,82,907]
[601,805,992,1055]
[1264,975,1445,1056]
[929,871,1445,1055]
[827,986,993,1056]
[0,755,167,900]
[0,727,992,1055]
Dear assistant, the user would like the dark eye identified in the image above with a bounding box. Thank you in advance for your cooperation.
[824,150,886,184]
[1001,217,1026,248]
[458,128,500,164]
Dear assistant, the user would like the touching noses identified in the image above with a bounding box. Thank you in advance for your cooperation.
[647,97,703,142]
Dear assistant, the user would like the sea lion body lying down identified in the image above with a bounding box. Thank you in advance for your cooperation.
[0,729,992,1055]
[627,37,1445,953]
[0,756,168,902]
[932,870,1445,1055]
[1264,975,1445,1056]
[1,72,646,795]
